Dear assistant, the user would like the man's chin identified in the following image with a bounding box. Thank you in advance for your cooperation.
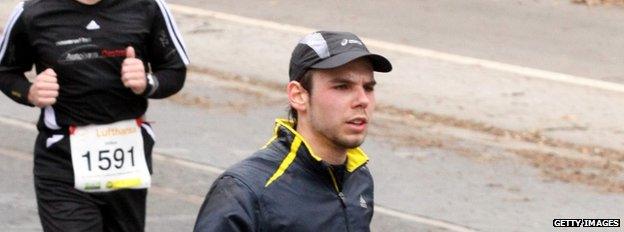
[336,135,366,149]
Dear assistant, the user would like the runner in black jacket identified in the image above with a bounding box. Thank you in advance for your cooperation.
[194,31,392,231]
[195,119,376,231]
[0,0,188,231]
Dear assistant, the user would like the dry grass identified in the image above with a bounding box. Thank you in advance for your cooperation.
[514,149,624,193]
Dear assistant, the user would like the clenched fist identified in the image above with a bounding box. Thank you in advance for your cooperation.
[28,68,59,108]
[121,46,147,95]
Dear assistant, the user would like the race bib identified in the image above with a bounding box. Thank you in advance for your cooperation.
[70,119,151,192]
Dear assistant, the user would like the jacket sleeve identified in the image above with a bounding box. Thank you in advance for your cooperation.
[193,176,259,232]
[144,0,189,99]
[0,2,34,106]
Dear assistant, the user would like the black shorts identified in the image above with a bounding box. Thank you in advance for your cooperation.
[35,177,147,232]
[33,122,155,232]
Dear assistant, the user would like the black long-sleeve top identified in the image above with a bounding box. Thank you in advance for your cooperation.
[0,0,188,129]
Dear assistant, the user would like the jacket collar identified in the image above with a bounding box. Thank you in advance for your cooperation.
[270,119,369,173]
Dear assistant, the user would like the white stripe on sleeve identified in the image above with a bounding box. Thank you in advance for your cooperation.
[0,2,25,62]
[154,0,190,65]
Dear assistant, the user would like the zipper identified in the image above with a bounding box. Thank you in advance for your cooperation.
[328,167,351,232]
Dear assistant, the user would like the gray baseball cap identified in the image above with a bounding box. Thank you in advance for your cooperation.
[289,31,392,81]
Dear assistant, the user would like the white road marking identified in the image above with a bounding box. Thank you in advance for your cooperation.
[168,3,624,94]
[0,116,478,232]
[153,152,224,175]
[376,207,478,232]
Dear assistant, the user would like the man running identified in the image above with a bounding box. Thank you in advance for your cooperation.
[0,0,188,231]
[194,31,392,231]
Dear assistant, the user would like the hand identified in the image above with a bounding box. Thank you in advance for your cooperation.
[121,46,147,95]
[28,68,59,108]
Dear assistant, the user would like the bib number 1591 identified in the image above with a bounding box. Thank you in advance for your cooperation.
[70,119,151,192]
[82,147,135,171]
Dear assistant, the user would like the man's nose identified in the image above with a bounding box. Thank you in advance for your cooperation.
[353,86,371,108]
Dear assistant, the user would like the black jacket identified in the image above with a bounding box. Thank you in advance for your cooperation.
[194,119,375,232]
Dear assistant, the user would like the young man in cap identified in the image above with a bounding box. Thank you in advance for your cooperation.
[194,31,392,231]
[0,0,188,231]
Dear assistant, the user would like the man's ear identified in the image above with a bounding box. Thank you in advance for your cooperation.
[287,81,308,112]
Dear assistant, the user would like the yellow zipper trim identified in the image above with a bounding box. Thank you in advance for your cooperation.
[327,167,340,193]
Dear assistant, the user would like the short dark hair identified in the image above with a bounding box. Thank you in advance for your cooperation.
[288,70,314,128]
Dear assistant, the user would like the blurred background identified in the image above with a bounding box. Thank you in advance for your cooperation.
[1,0,623,231]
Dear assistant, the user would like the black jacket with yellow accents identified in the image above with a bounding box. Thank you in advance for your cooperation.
[194,119,375,232]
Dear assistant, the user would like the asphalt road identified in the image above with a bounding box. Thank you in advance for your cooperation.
[168,0,624,83]
[2,72,623,231]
